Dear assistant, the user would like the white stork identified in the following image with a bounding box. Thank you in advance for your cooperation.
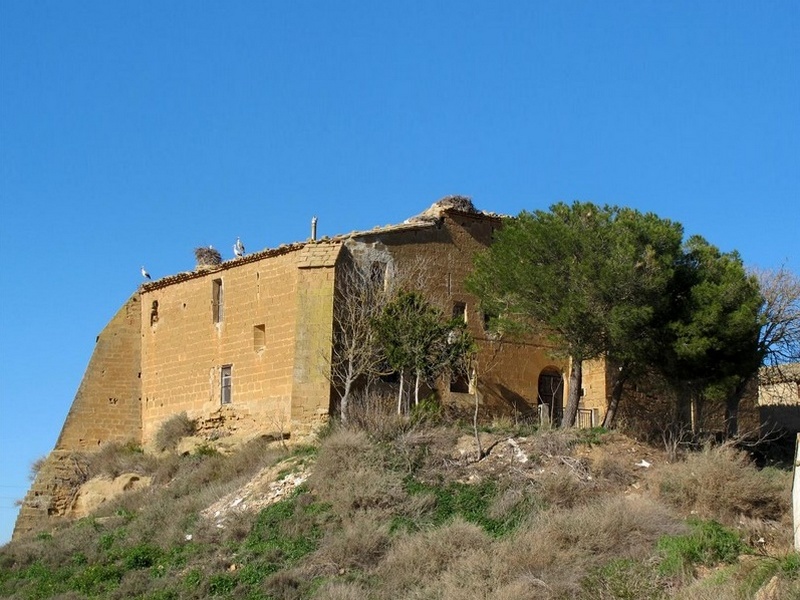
[141,266,151,280]
[234,237,245,258]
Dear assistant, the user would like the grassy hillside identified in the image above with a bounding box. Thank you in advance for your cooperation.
[1,414,798,600]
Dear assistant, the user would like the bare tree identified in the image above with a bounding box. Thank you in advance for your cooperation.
[327,250,392,423]
[326,246,440,422]
[754,265,800,367]
[724,265,800,436]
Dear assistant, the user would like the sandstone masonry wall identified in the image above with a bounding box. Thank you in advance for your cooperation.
[140,250,306,443]
[55,294,143,450]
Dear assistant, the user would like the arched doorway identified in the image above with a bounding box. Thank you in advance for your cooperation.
[538,369,564,426]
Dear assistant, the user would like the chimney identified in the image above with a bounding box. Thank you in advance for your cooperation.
[311,216,318,241]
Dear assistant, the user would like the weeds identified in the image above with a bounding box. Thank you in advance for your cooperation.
[658,519,747,579]
[3,424,795,600]
[154,413,196,452]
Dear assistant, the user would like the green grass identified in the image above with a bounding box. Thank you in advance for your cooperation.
[393,478,531,537]
[657,518,747,577]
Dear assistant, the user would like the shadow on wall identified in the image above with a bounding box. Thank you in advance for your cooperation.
[760,405,800,434]
[479,381,538,424]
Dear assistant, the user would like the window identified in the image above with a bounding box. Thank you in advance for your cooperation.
[220,365,232,405]
[212,279,224,323]
[150,300,159,326]
[453,301,467,323]
[253,324,266,351]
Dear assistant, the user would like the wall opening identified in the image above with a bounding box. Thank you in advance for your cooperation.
[220,365,232,405]
[253,324,266,351]
[449,301,470,393]
[150,300,159,326]
[212,279,224,323]
[538,369,564,426]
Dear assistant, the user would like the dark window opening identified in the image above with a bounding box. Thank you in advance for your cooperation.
[370,262,386,286]
[150,300,159,326]
[453,301,467,323]
[254,324,266,351]
[212,279,224,323]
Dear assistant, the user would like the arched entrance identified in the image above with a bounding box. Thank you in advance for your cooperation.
[538,369,564,426]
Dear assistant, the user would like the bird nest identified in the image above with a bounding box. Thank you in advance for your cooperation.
[194,246,222,267]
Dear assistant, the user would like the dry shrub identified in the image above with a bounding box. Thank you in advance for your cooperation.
[537,465,593,509]
[487,496,684,598]
[652,445,791,524]
[309,428,406,518]
[153,412,195,451]
[312,581,372,600]
[344,393,412,442]
[85,442,159,479]
[375,519,490,596]
[592,452,637,488]
[527,429,579,463]
[312,515,391,571]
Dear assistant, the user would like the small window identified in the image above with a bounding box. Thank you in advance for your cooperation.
[212,279,224,323]
[220,365,232,405]
[150,300,159,326]
[453,302,467,323]
[253,324,266,351]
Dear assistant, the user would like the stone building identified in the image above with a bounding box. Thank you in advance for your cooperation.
[13,198,610,539]
[758,363,800,433]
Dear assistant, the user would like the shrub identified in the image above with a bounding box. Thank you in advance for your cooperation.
[579,558,667,600]
[653,445,790,524]
[309,428,407,518]
[29,455,48,481]
[154,413,196,452]
[376,519,490,596]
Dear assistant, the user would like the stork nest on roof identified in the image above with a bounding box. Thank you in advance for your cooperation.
[194,246,222,267]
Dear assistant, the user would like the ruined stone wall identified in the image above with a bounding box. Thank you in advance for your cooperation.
[348,212,575,419]
[140,250,307,443]
[290,245,340,435]
[55,294,143,450]
[13,450,88,540]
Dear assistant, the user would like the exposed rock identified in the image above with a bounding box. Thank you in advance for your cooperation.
[70,473,152,519]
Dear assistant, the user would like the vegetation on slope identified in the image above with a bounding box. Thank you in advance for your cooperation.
[1,415,797,600]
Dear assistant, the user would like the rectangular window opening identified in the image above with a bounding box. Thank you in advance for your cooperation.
[220,365,232,405]
[453,301,467,323]
[254,324,266,351]
[212,279,224,323]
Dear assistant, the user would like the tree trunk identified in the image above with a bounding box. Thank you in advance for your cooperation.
[414,370,421,407]
[724,377,751,438]
[601,367,629,429]
[397,371,405,415]
[561,358,582,428]
[340,376,352,424]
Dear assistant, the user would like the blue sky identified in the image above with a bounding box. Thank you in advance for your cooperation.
[0,1,797,543]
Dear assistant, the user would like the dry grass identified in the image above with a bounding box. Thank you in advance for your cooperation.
[311,515,391,572]
[375,519,490,597]
[4,424,797,600]
[651,445,791,524]
[153,412,196,451]
[309,428,407,519]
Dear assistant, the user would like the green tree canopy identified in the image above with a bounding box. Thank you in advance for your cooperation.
[373,291,474,413]
[468,201,687,427]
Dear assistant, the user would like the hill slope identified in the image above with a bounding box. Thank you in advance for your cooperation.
[1,419,797,600]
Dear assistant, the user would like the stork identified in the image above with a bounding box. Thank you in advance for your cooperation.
[141,266,151,280]
[234,237,245,258]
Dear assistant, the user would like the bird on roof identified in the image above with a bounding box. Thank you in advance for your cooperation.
[141,266,151,280]
[234,237,245,258]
